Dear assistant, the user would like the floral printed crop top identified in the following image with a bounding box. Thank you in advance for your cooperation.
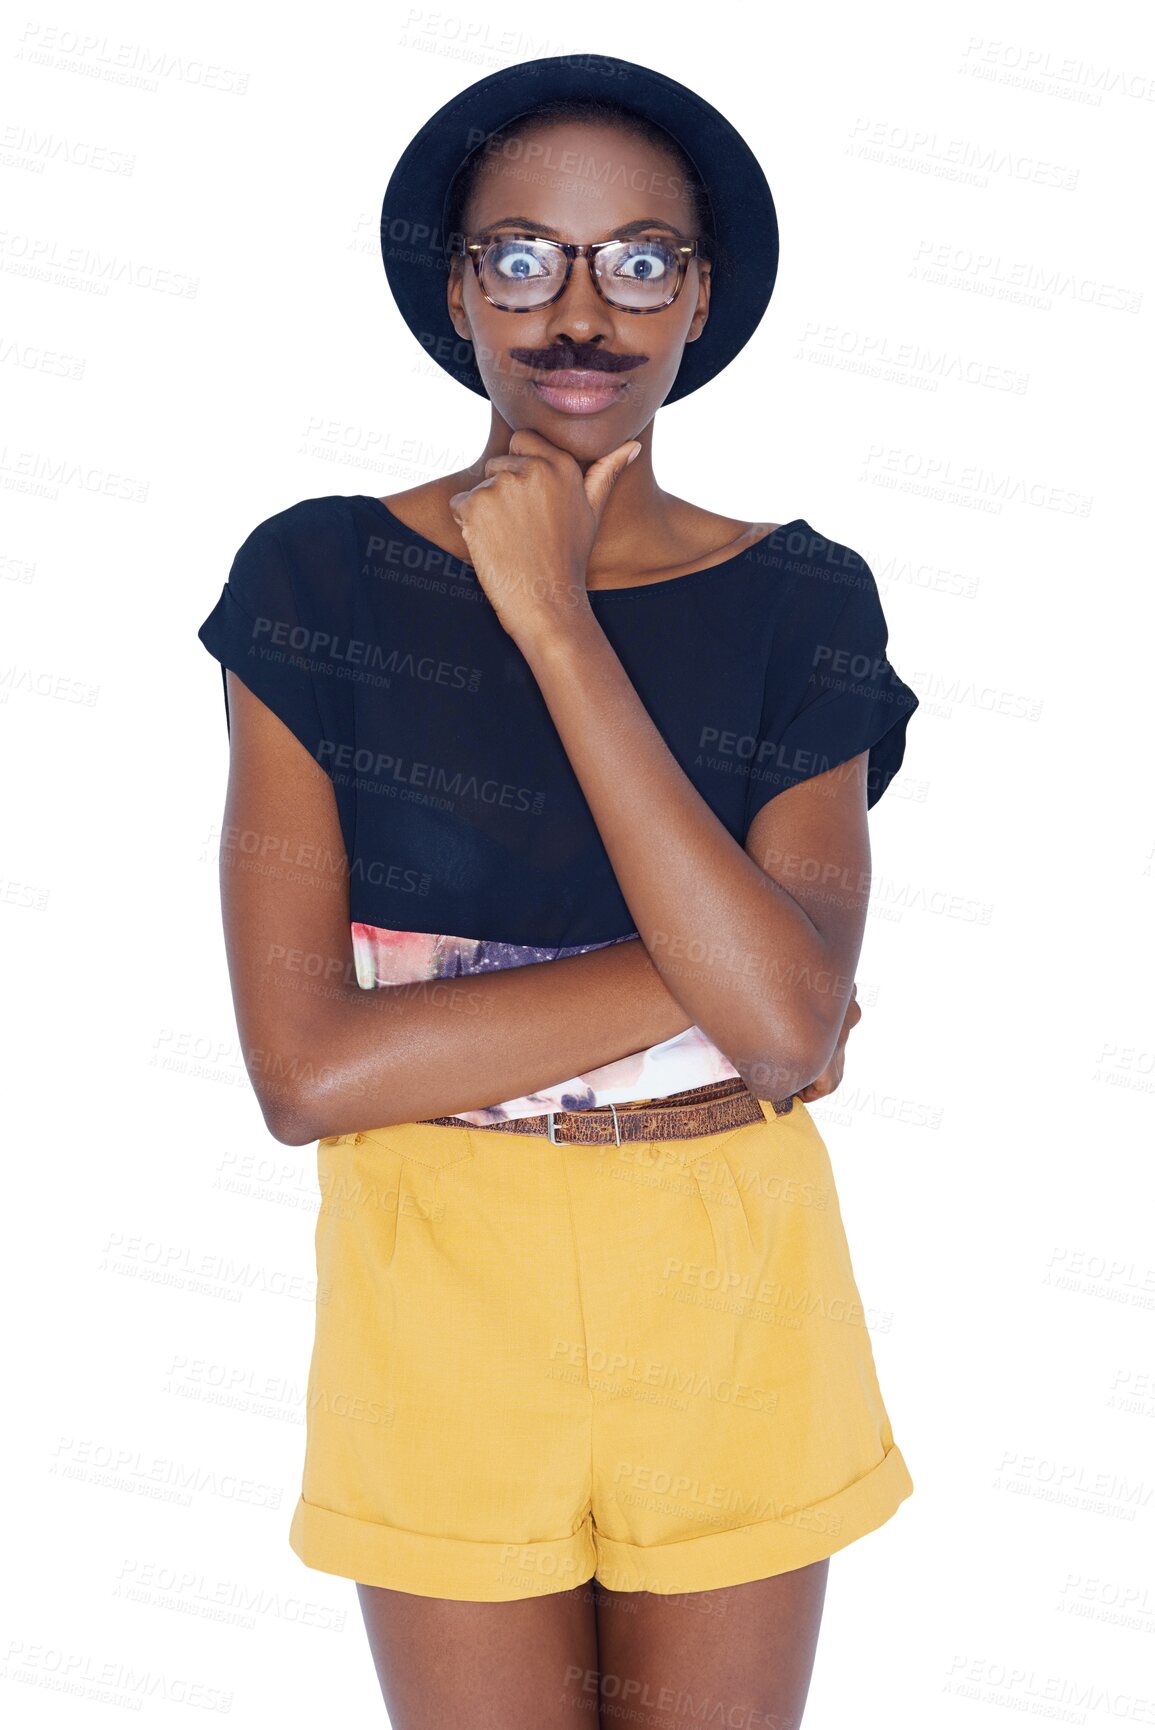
[350,922,745,1126]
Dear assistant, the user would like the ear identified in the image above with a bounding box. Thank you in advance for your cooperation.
[446,261,472,344]
[686,258,711,343]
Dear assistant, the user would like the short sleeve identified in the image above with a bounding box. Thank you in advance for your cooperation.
[744,548,919,833]
[197,522,331,773]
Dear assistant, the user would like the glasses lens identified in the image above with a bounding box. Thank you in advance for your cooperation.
[596,239,682,309]
[478,237,683,309]
[480,238,565,308]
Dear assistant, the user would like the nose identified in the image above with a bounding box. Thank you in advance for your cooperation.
[542,249,615,345]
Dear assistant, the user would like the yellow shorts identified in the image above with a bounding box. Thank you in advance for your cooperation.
[288,1097,913,1601]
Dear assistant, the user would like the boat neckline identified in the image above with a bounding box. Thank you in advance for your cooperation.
[354,494,807,596]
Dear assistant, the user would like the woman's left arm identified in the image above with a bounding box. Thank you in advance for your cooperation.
[449,428,875,1103]
[520,616,872,1102]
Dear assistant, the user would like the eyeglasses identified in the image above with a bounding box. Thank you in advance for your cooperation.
[450,231,710,314]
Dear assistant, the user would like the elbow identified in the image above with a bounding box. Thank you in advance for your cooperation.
[257,1083,319,1147]
[248,1053,325,1145]
[734,1013,836,1104]
[243,1010,340,1145]
[269,1108,320,1148]
[259,1065,384,1147]
[734,1055,810,1105]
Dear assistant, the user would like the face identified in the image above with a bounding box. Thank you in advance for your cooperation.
[446,119,711,458]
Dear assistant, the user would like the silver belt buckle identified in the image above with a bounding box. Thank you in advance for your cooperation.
[546,1105,622,1146]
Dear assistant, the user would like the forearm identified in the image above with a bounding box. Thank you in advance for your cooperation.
[258,937,693,1145]
[519,614,832,1092]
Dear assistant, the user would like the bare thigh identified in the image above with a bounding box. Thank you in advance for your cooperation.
[356,1579,601,1730]
[592,1558,830,1730]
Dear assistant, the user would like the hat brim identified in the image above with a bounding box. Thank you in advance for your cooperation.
[380,52,778,405]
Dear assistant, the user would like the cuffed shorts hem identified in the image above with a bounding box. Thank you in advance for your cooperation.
[288,1442,913,1602]
[288,1495,598,1602]
[591,1442,914,1595]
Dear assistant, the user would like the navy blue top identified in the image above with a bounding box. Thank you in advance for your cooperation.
[197,495,919,947]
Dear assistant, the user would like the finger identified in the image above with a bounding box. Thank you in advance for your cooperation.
[448,477,498,516]
[583,441,641,523]
[508,428,564,458]
[482,455,530,476]
[796,1069,829,1101]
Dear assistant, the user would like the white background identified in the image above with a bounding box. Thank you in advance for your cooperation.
[3,0,1153,1724]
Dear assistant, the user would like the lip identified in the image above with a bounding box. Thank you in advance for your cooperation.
[529,369,629,415]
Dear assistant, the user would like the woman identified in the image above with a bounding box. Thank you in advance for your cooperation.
[198,52,920,1730]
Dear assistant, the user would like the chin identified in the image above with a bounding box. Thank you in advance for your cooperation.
[511,412,629,459]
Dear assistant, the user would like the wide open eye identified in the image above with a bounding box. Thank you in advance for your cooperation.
[485,238,559,284]
[607,239,679,285]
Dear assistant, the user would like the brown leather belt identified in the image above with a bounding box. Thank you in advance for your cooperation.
[419,1076,795,1145]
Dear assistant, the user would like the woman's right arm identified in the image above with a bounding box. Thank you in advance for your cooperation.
[217,673,695,1145]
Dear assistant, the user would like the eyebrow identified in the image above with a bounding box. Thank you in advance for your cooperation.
[478,215,688,241]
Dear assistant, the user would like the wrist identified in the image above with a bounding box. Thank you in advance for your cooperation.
[518,589,603,668]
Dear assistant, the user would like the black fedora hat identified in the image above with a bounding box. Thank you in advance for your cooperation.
[379,52,779,406]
